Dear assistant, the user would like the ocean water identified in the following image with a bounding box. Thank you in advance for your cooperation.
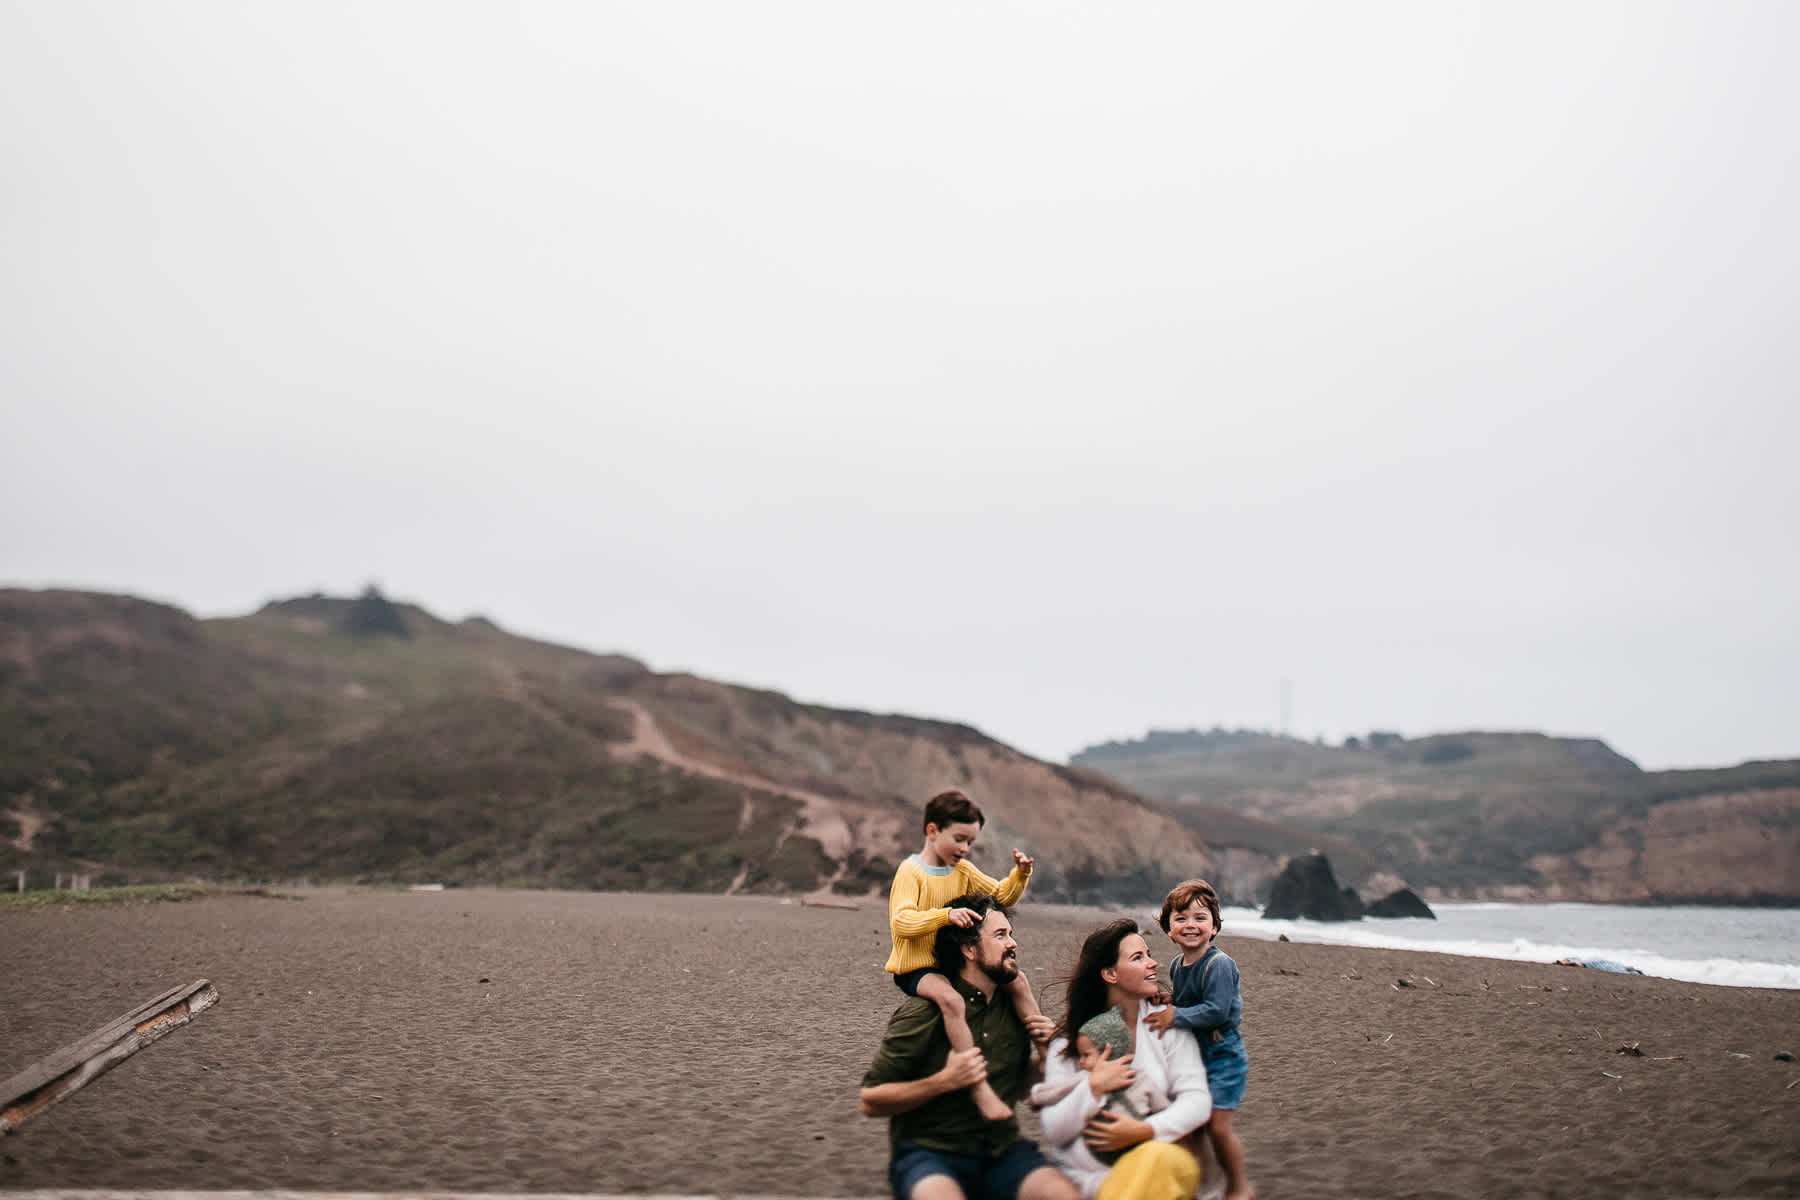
[1202,902,1800,991]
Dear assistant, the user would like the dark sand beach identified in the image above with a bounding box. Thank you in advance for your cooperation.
[2,889,1796,1198]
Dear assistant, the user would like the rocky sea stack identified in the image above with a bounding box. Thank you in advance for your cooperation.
[1263,852,1365,921]
[1366,887,1436,919]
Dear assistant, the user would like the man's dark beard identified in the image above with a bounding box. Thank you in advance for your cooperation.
[980,955,1019,986]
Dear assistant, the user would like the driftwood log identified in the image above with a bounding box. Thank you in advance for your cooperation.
[0,978,218,1135]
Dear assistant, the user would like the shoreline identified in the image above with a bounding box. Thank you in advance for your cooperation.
[4,890,1796,1197]
[1213,900,1800,992]
[7,884,1796,988]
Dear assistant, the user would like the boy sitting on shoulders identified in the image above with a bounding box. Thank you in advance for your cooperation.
[885,788,1046,1121]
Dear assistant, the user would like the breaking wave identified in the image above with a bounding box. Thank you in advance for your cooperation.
[1201,903,1800,990]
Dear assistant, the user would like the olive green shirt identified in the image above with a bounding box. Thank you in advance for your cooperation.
[861,974,1033,1159]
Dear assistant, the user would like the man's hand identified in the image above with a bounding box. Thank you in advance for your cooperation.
[1012,848,1034,875]
[945,906,977,928]
[861,1047,986,1119]
[1082,1109,1154,1154]
[937,1047,987,1092]
[1085,1044,1136,1098]
[1145,1004,1176,1034]
[1023,1013,1056,1045]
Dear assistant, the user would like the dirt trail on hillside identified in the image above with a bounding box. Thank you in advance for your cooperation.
[608,698,856,868]
[6,805,44,852]
[481,666,859,895]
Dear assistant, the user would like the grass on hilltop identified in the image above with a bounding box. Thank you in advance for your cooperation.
[0,883,300,911]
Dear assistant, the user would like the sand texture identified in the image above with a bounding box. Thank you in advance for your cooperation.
[2,889,1796,1198]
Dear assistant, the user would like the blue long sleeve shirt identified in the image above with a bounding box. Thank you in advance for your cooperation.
[1166,945,1241,1035]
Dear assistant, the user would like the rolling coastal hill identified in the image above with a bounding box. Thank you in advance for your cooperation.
[1073,727,1800,904]
[0,588,1218,903]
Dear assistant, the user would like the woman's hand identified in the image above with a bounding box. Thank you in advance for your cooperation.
[1082,1109,1154,1154]
[1085,1045,1136,1098]
[1145,1005,1176,1034]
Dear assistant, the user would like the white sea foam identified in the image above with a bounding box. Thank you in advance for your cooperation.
[1198,904,1800,990]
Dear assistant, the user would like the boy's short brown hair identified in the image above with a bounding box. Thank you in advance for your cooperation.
[923,789,985,833]
[1158,878,1222,934]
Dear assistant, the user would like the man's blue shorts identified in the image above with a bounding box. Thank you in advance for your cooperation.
[889,1140,1056,1200]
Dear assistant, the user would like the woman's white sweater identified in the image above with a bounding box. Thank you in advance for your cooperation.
[1032,1004,1214,1200]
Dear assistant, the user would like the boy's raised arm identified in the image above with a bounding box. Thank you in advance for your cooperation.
[999,847,1034,905]
[957,852,1029,910]
[994,864,1029,906]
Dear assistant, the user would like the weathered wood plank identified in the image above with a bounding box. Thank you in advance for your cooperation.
[0,1193,883,1200]
[0,979,218,1135]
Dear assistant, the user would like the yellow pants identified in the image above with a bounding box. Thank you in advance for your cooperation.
[1095,1140,1201,1200]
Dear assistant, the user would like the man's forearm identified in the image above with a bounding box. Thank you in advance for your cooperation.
[860,1073,952,1118]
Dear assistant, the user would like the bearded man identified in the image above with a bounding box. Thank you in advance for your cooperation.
[861,893,1078,1200]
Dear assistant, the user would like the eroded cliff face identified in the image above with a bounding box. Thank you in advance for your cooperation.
[626,674,1215,901]
[1523,788,1800,904]
[787,721,1212,894]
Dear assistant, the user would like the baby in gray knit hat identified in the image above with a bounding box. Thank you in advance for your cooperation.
[1029,1006,1158,1165]
[1074,1006,1146,1120]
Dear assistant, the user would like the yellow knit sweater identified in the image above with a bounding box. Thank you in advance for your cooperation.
[884,854,1031,975]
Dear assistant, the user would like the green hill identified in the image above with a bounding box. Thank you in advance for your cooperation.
[15,588,1786,906]
[0,589,1216,903]
[1072,727,1800,903]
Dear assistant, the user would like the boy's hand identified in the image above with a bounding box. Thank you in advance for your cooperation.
[1145,1004,1176,1034]
[1012,848,1034,875]
[945,907,977,927]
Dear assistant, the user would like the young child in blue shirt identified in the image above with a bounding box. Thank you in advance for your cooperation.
[1147,878,1254,1200]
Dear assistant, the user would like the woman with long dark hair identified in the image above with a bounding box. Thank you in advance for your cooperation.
[1032,920,1216,1200]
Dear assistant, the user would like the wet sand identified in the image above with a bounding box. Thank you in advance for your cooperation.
[2,889,1796,1198]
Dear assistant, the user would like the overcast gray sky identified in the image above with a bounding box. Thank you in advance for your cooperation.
[5,2,1796,770]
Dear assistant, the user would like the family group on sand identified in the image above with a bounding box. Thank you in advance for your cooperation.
[860,790,1254,1200]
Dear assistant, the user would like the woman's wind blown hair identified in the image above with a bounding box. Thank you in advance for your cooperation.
[1055,918,1143,1060]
